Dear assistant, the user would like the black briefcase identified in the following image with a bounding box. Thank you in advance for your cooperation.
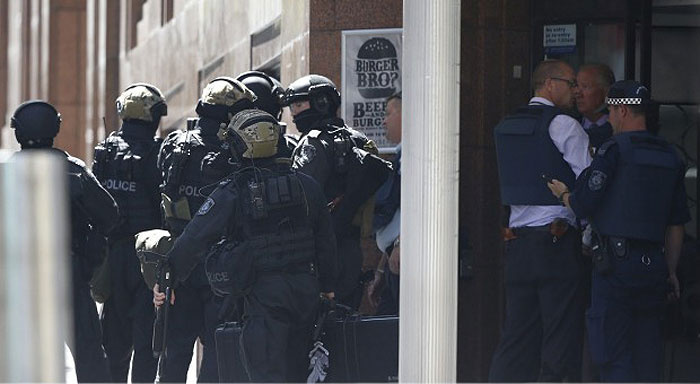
[323,314,399,382]
[214,322,250,383]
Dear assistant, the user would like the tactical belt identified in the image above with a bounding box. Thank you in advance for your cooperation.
[507,218,571,239]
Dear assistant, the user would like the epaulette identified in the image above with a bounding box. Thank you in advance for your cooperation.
[596,139,618,157]
[307,130,323,139]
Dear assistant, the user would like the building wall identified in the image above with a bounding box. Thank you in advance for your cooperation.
[1,0,86,157]
[457,1,533,380]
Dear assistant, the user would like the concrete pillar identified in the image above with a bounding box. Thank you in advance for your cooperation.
[0,151,71,382]
[400,0,460,382]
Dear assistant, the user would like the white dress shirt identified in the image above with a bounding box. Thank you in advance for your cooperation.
[508,97,592,228]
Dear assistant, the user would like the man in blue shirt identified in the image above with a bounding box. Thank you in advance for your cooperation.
[548,80,690,382]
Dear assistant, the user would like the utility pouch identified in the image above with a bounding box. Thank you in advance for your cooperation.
[609,236,628,260]
[591,231,612,275]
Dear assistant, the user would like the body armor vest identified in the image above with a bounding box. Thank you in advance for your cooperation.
[592,132,682,242]
[230,165,316,272]
[161,121,234,234]
[93,131,162,238]
[494,104,576,205]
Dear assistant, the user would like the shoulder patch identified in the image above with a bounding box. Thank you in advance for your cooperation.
[197,197,215,216]
[588,170,607,191]
[297,144,317,166]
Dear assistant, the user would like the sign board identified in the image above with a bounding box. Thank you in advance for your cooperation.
[342,28,402,149]
[544,24,576,54]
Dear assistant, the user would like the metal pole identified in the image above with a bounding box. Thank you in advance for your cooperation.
[400,0,460,382]
[0,151,70,382]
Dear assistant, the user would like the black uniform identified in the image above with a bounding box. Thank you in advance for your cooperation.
[92,123,162,382]
[568,130,690,381]
[63,148,120,383]
[157,117,234,382]
[166,160,337,382]
[292,117,388,307]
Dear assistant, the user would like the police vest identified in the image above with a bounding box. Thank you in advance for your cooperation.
[160,128,234,231]
[231,165,316,272]
[494,104,576,205]
[592,132,682,242]
[93,131,162,237]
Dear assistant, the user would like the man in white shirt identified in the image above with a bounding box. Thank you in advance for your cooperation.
[576,63,615,151]
[490,60,592,382]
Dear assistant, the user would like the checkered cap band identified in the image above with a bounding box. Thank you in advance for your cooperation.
[606,97,642,105]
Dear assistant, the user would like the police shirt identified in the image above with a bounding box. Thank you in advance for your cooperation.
[568,131,690,226]
[509,97,592,228]
[166,166,338,293]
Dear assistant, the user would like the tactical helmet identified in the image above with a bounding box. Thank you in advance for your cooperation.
[236,71,284,120]
[218,109,280,159]
[11,100,62,144]
[196,77,257,121]
[283,74,341,116]
[116,83,168,122]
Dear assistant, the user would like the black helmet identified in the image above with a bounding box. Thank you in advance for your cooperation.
[11,100,62,147]
[236,71,284,120]
[283,74,341,116]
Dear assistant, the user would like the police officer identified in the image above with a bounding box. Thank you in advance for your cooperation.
[235,71,298,157]
[154,109,337,382]
[283,74,390,308]
[157,77,256,382]
[11,100,119,382]
[92,83,166,382]
[548,80,690,382]
[490,59,592,381]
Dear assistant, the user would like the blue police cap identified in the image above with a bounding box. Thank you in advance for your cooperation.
[605,80,651,105]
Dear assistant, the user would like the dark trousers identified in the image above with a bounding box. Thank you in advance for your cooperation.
[335,232,363,309]
[489,227,584,382]
[159,270,220,383]
[587,242,667,382]
[376,268,400,316]
[70,279,111,383]
[240,272,319,382]
[102,237,157,383]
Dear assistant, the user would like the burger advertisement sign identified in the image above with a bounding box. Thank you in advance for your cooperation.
[342,28,402,150]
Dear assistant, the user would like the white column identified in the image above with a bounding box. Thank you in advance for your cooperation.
[0,151,70,382]
[400,0,461,382]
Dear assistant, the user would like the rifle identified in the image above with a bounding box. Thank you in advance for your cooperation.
[139,251,172,383]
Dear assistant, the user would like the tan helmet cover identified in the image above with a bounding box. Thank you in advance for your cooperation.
[116,83,166,122]
[225,109,280,159]
[201,77,257,107]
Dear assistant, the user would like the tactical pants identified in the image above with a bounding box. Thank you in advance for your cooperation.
[159,268,219,383]
[489,227,584,382]
[376,268,400,316]
[335,230,363,309]
[240,271,319,382]
[101,237,157,383]
[586,242,667,382]
[69,270,111,383]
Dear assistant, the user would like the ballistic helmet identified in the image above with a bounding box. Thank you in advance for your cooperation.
[116,83,168,122]
[236,71,284,120]
[283,74,340,116]
[11,100,62,146]
[196,77,257,121]
[218,109,280,159]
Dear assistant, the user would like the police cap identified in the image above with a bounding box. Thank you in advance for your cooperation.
[605,80,652,106]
